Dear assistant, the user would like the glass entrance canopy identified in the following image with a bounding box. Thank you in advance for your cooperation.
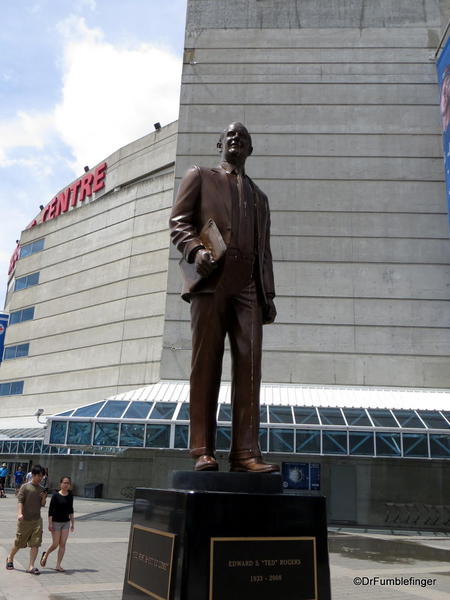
[45,381,450,460]
[0,427,54,456]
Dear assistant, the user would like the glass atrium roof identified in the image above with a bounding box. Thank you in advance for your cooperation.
[0,427,50,457]
[101,381,450,410]
[40,381,450,461]
[52,400,450,431]
[0,427,44,439]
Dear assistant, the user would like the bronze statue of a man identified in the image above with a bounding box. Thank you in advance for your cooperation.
[169,122,279,473]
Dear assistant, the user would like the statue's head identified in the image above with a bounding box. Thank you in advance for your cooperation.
[217,122,253,164]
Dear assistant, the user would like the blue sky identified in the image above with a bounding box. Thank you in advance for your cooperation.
[1,0,187,304]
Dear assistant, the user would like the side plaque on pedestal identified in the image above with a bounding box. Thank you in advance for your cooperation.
[127,525,175,600]
[210,536,317,600]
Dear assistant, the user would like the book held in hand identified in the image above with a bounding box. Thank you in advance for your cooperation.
[179,219,226,287]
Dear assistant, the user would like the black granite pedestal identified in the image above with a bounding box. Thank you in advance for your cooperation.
[122,473,331,600]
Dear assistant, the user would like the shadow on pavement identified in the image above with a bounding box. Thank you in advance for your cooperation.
[76,505,132,522]
[329,534,450,564]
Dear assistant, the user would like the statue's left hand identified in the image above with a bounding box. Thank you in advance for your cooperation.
[263,299,277,324]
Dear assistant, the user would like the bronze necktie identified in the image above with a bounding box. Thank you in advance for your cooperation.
[236,172,247,216]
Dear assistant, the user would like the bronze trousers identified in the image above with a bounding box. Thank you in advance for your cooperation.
[189,276,263,461]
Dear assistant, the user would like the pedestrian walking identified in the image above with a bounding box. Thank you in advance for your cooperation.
[0,462,8,497]
[40,476,74,572]
[14,466,25,495]
[6,465,47,574]
[41,468,49,492]
[25,467,33,483]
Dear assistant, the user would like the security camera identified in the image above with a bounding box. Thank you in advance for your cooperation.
[33,408,44,417]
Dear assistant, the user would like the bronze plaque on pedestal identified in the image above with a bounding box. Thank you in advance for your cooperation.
[210,536,317,600]
[127,525,175,600]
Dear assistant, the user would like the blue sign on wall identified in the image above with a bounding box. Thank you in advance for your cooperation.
[0,313,8,363]
[282,462,321,491]
[436,37,450,224]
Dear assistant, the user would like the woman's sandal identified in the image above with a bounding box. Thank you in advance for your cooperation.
[40,552,47,567]
[6,559,14,570]
[27,567,40,575]
[55,566,65,572]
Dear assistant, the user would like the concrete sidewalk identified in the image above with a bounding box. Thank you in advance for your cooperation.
[1,493,449,599]
[0,494,131,600]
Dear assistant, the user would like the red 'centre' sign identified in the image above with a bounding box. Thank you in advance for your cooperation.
[8,162,108,277]
[41,162,107,224]
[8,243,20,276]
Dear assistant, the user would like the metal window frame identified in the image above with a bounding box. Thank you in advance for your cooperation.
[268,405,295,424]
[417,410,450,430]
[19,238,45,259]
[429,433,450,458]
[119,422,146,447]
[3,343,29,360]
[295,429,321,454]
[321,429,348,455]
[402,432,429,458]
[348,430,376,456]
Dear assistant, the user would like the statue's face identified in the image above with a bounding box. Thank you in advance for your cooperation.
[221,123,252,164]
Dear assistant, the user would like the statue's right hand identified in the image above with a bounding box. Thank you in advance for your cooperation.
[195,248,216,277]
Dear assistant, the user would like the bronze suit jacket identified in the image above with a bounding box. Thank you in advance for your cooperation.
[169,165,276,309]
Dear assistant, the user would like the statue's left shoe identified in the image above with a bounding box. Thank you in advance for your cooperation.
[230,457,279,473]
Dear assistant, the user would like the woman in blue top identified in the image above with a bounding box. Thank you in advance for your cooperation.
[40,476,74,572]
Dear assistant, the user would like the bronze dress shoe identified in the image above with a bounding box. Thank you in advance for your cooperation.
[230,457,279,473]
[194,454,219,471]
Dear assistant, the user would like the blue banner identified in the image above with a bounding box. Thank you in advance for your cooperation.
[0,313,8,363]
[310,463,321,490]
[436,37,450,223]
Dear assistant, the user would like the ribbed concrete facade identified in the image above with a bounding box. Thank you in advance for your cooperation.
[161,0,450,388]
[1,123,177,417]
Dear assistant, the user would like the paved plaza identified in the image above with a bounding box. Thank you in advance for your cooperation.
[0,492,449,599]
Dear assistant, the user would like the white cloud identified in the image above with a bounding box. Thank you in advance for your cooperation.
[54,16,182,171]
[75,0,97,10]
[0,17,181,174]
[0,111,55,166]
[0,15,182,303]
